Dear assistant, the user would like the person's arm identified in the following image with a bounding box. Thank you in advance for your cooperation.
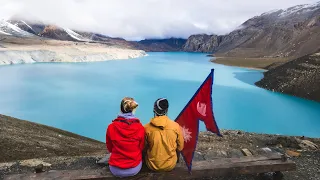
[106,125,113,153]
[139,127,145,151]
[176,125,184,152]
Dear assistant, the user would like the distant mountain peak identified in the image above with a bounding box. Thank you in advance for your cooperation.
[260,9,281,16]
[0,19,34,37]
[183,2,320,58]
[278,2,320,17]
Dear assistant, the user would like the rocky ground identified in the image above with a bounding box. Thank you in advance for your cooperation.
[1,120,319,180]
[256,51,320,102]
[211,57,289,70]
[0,114,106,163]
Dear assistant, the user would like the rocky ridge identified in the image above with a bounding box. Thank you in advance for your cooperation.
[183,2,320,59]
[132,38,187,52]
[256,51,320,102]
[2,19,137,49]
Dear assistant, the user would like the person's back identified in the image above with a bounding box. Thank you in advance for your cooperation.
[144,98,184,171]
[106,97,145,177]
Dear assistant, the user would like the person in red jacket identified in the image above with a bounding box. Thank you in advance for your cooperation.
[106,97,145,177]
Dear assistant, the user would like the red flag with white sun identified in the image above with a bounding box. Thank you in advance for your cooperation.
[175,69,221,172]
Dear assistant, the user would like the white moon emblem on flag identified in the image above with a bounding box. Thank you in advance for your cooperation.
[197,102,207,116]
[181,126,192,143]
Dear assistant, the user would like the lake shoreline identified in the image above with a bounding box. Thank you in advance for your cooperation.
[1,114,319,179]
[210,56,290,70]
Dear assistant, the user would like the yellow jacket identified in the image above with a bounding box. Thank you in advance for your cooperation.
[144,115,184,171]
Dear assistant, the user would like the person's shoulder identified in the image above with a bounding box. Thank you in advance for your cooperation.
[107,122,115,127]
[106,122,115,132]
[136,120,145,130]
[144,122,151,129]
[167,118,180,129]
[144,122,154,134]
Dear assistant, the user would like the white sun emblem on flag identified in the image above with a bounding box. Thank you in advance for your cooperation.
[181,126,192,143]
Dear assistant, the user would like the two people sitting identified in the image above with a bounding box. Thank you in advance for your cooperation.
[106,97,184,178]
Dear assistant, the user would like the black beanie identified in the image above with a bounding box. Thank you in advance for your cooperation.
[153,98,169,116]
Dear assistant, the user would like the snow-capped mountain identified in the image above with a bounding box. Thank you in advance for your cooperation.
[2,19,91,42]
[278,1,320,17]
[36,25,90,42]
[0,19,34,37]
[0,19,137,49]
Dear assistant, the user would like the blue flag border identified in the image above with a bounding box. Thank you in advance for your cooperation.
[175,68,222,172]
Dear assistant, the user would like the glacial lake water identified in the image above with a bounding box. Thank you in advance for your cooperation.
[0,52,319,141]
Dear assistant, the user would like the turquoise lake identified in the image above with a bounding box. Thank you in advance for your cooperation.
[0,52,319,141]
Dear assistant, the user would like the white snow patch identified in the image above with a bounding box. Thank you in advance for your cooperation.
[63,28,88,41]
[0,20,33,37]
[261,9,280,16]
[279,2,319,17]
[20,20,33,30]
[0,30,11,35]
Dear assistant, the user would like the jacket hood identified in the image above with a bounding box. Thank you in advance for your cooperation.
[112,116,142,138]
[150,115,169,129]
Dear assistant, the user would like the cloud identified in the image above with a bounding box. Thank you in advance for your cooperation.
[0,0,318,40]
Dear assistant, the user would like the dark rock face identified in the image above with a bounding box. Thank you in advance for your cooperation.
[132,38,187,52]
[256,52,320,102]
[183,2,320,58]
[182,34,219,53]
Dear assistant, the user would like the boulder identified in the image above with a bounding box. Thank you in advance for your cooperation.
[228,149,244,158]
[285,150,301,157]
[299,140,318,150]
[96,154,110,165]
[266,137,300,148]
[204,150,228,160]
[19,159,51,167]
[193,151,205,161]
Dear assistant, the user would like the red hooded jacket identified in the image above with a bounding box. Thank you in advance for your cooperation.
[106,116,145,168]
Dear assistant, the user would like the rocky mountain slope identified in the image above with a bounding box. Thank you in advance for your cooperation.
[0,114,105,163]
[8,20,46,35]
[132,38,187,52]
[0,20,34,37]
[256,51,320,102]
[183,2,320,59]
[2,19,136,49]
[3,19,188,52]
[0,20,146,65]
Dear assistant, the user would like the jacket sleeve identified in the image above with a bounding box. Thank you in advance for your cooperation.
[176,125,184,151]
[106,125,113,153]
[139,126,146,151]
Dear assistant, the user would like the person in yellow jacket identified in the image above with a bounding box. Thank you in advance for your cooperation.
[144,98,184,171]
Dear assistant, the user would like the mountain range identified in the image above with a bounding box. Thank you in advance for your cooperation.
[183,2,320,59]
[0,1,319,59]
[2,2,319,58]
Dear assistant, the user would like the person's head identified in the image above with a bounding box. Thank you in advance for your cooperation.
[153,98,169,116]
[120,97,138,114]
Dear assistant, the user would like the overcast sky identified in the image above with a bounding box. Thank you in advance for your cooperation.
[0,0,318,40]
